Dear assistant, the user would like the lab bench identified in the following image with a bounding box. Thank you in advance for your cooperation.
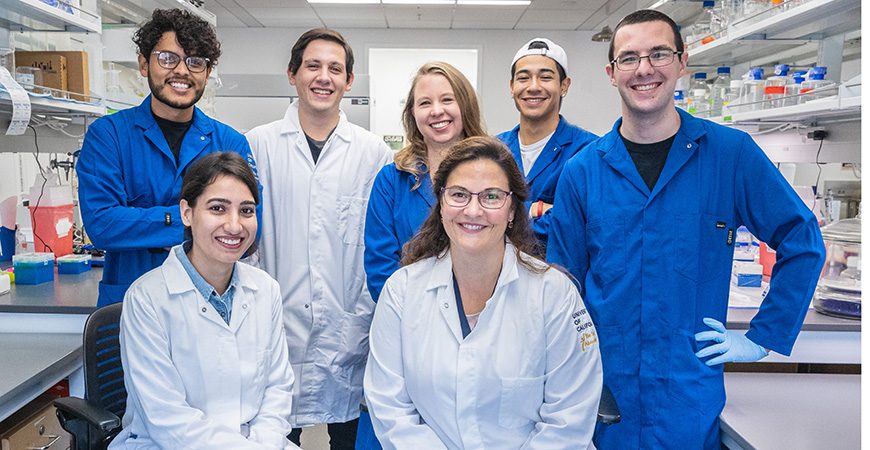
[720,372,860,450]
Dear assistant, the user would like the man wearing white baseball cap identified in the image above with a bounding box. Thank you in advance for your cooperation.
[496,38,597,247]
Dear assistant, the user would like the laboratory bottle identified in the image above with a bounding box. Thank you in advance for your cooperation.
[709,67,731,117]
[762,64,789,109]
[726,0,745,22]
[839,257,861,280]
[783,71,806,107]
[674,90,688,111]
[710,0,730,35]
[800,66,837,103]
[743,0,770,23]
[688,72,710,117]
[737,68,765,112]
[691,1,716,46]
[733,226,753,262]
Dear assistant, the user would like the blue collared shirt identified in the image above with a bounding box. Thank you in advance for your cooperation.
[176,242,237,325]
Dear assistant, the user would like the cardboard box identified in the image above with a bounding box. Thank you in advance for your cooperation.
[14,52,67,95]
[16,51,89,102]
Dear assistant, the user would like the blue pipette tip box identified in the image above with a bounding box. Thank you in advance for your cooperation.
[12,252,55,285]
[57,254,92,274]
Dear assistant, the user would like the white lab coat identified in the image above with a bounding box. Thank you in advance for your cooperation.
[109,246,296,450]
[365,243,603,449]
[246,101,392,426]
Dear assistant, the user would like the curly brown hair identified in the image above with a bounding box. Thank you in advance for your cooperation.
[133,8,221,66]
[400,136,545,273]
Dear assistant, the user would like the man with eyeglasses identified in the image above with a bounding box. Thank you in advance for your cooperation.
[496,38,597,247]
[78,8,258,307]
[547,9,824,449]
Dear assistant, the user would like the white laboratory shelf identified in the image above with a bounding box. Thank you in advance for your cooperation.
[683,0,860,67]
[0,0,101,33]
[0,90,104,116]
[100,0,216,26]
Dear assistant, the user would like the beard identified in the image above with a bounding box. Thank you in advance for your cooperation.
[148,72,205,111]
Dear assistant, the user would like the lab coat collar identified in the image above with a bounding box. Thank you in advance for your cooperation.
[426,240,522,292]
[525,115,571,183]
[279,100,353,144]
[134,95,214,170]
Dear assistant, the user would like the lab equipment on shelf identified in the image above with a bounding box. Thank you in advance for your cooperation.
[734,68,765,112]
[56,254,92,274]
[709,67,731,117]
[783,71,807,107]
[800,66,837,103]
[674,90,687,111]
[814,217,861,319]
[688,72,710,116]
[763,64,789,109]
[12,252,55,285]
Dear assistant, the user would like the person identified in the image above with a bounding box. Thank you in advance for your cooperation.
[358,60,486,450]
[546,9,826,449]
[77,8,258,307]
[365,136,603,449]
[111,152,295,449]
[496,38,597,246]
[245,28,392,449]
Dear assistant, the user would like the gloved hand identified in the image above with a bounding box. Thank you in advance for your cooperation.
[694,317,769,366]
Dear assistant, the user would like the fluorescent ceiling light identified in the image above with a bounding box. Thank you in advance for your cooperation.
[383,0,455,4]
[457,0,530,4]
[307,0,380,4]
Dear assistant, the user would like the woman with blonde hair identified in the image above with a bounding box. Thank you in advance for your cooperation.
[358,60,485,449]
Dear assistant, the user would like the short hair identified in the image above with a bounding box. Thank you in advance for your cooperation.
[608,9,683,64]
[510,41,567,83]
[395,61,487,189]
[401,136,545,272]
[133,8,221,66]
[288,28,354,82]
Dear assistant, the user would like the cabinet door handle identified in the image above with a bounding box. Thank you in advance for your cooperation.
[28,434,60,450]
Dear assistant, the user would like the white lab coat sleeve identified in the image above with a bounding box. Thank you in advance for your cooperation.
[247,283,298,449]
[522,278,603,449]
[120,286,275,450]
[364,279,450,450]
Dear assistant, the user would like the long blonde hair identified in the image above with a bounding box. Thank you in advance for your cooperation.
[394,61,486,189]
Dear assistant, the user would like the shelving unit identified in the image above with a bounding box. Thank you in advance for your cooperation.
[100,0,217,26]
[0,0,101,33]
[0,90,104,117]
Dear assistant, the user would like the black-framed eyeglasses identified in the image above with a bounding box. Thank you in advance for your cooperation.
[441,186,512,210]
[611,50,683,71]
[151,51,211,73]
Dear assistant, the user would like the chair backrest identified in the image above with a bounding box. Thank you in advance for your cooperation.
[82,302,126,419]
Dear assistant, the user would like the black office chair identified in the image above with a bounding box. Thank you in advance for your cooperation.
[54,302,126,450]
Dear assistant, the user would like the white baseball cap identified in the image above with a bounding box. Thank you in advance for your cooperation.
[511,38,568,74]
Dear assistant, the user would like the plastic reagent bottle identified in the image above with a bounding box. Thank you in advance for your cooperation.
[784,71,806,106]
[688,72,710,116]
[800,66,837,103]
[674,90,688,111]
[763,64,789,109]
[738,68,765,112]
[709,67,731,117]
[692,1,716,46]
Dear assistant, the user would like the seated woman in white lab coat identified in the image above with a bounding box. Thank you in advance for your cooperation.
[364,136,603,449]
[110,151,297,450]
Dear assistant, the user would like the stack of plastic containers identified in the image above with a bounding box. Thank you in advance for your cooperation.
[800,66,837,103]
[763,64,790,109]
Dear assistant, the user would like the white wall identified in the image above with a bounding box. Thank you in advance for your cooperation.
[214,27,623,137]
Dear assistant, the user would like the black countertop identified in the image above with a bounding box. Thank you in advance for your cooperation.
[0,266,100,314]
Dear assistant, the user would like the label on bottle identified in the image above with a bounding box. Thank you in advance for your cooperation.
[763,86,786,94]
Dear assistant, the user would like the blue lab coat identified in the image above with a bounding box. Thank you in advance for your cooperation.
[496,115,597,245]
[77,96,258,307]
[547,108,825,449]
[364,163,435,302]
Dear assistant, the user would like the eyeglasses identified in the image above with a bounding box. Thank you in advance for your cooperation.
[151,51,211,73]
[441,186,512,210]
[611,50,682,71]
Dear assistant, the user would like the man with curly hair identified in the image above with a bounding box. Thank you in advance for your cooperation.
[77,8,258,307]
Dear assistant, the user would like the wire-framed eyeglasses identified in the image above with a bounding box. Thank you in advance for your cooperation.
[151,51,211,73]
[611,50,682,71]
[441,186,512,209]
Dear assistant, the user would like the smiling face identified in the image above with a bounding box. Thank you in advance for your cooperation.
[606,20,687,121]
[510,54,569,124]
[442,159,515,262]
[139,31,210,121]
[413,73,464,152]
[180,175,257,274]
[288,38,354,118]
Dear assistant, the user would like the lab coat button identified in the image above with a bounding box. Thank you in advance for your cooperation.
[243,303,247,309]
[304,304,309,308]
[201,307,207,313]
[220,312,225,317]
[200,136,205,141]
[687,143,692,148]
[443,303,449,308]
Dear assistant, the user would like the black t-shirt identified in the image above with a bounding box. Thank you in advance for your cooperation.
[305,126,337,164]
[620,131,676,192]
[153,113,194,166]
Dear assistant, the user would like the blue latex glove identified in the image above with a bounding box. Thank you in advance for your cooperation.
[694,317,769,366]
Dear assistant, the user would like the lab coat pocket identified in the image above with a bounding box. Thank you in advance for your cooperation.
[674,213,731,283]
[586,220,626,286]
[338,196,368,246]
[332,311,373,373]
[667,329,725,413]
[498,376,545,429]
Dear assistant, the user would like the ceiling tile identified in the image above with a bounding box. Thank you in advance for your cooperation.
[313,4,385,19]
[453,5,525,21]
[527,0,604,10]
[244,6,320,19]
[233,0,310,7]
[384,5,454,21]
[513,20,583,29]
[255,17,326,27]
[324,17,390,27]
[387,19,454,28]
[451,20,519,29]
[518,8,590,23]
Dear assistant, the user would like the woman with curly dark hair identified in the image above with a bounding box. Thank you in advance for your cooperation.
[364,136,603,449]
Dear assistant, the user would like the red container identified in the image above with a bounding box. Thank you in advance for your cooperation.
[29,204,74,257]
[759,241,776,278]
